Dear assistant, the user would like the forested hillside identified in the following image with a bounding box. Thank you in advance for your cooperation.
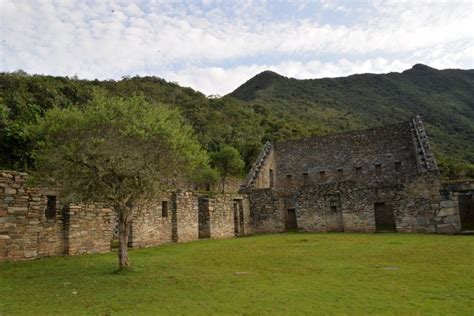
[230,64,474,177]
[1,64,473,178]
[0,72,267,173]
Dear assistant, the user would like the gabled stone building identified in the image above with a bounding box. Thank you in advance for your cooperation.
[240,116,473,234]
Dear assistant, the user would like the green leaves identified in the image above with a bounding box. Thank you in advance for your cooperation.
[33,91,209,204]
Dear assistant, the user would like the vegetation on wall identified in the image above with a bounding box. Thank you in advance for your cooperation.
[1,64,473,179]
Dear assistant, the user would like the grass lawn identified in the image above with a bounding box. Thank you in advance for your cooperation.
[1,233,473,315]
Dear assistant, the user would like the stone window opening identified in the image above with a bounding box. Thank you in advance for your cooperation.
[303,172,309,184]
[45,195,56,220]
[286,174,292,183]
[355,167,362,177]
[269,169,274,188]
[319,171,326,181]
[337,168,344,179]
[395,161,402,172]
[375,164,382,176]
[162,201,169,218]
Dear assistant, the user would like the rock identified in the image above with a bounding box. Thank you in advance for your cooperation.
[440,200,454,208]
[24,250,37,258]
[436,223,457,234]
[234,272,249,275]
[444,215,460,224]
[4,196,14,203]
[7,207,28,215]
[4,188,17,195]
[437,208,455,217]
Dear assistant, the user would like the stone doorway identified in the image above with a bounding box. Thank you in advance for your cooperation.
[459,193,474,231]
[286,209,297,231]
[325,205,344,232]
[233,199,244,235]
[198,198,210,239]
[374,202,396,232]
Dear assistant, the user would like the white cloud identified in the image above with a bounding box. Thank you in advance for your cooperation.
[168,43,473,95]
[0,0,473,94]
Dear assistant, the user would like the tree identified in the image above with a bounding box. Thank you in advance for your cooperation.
[33,92,209,269]
[190,164,220,191]
[210,145,245,192]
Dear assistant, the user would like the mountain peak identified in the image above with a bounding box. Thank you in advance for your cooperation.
[228,70,285,101]
[255,70,283,78]
[409,64,437,72]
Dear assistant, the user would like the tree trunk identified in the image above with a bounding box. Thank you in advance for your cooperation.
[117,210,131,269]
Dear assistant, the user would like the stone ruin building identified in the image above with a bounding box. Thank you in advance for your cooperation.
[241,116,473,234]
[1,116,473,262]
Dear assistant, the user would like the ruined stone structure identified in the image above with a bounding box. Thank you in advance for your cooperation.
[240,116,474,235]
[1,116,473,262]
[0,172,251,262]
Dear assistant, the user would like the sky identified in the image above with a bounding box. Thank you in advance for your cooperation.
[1,0,473,95]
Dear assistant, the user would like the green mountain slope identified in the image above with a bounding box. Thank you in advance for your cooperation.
[1,64,473,178]
[0,73,266,171]
[229,64,474,169]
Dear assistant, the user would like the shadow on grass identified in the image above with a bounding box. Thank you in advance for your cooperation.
[110,266,141,276]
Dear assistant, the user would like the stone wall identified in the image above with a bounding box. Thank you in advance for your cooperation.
[197,194,251,239]
[274,173,469,234]
[0,172,65,261]
[274,121,420,188]
[0,170,256,262]
[245,188,284,233]
[435,181,474,233]
[239,117,469,235]
[172,191,199,243]
[129,194,174,248]
[0,171,114,262]
[65,203,114,255]
[195,177,244,194]
[242,142,275,189]
[210,195,241,239]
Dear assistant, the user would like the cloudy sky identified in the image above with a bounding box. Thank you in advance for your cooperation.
[1,0,473,95]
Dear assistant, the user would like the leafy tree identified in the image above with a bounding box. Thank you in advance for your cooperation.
[210,145,245,192]
[190,165,220,190]
[33,92,209,269]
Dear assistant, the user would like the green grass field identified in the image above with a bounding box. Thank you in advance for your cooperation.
[1,233,473,315]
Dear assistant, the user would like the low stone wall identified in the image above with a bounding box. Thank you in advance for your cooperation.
[198,194,251,239]
[270,174,470,234]
[0,172,65,261]
[65,204,114,255]
[294,174,458,233]
[209,194,237,239]
[245,188,284,233]
[0,171,114,262]
[173,191,199,243]
[129,194,174,248]
[1,170,253,262]
[434,181,474,233]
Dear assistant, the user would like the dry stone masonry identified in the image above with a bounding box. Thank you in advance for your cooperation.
[1,116,473,262]
[0,173,251,262]
[240,116,473,235]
